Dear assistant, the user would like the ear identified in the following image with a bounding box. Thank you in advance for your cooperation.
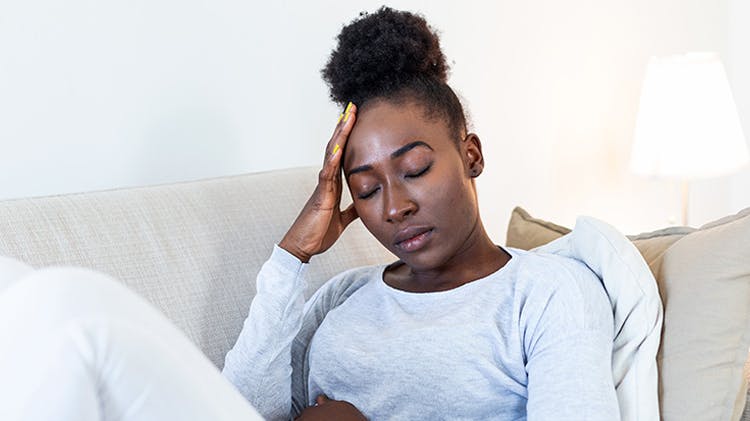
[462,133,484,178]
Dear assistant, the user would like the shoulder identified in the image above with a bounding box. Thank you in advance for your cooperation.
[509,247,600,295]
[508,248,612,334]
[306,263,385,312]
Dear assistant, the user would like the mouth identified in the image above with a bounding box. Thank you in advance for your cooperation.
[393,226,434,253]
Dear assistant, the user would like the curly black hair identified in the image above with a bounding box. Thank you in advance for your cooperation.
[322,6,467,141]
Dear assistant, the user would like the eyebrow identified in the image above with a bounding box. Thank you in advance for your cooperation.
[347,141,434,177]
[391,140,433,158]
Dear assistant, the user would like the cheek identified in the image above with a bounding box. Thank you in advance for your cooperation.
[421,167,473,213]
[425,182,477,234]
[353,200,386,237]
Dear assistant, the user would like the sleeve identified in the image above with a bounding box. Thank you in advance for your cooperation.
[521,259,620,421]
[221,245,309,421]
[222,245,367,421]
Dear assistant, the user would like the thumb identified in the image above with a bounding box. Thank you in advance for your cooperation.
[316,394,330,405]
[340,203,359,228]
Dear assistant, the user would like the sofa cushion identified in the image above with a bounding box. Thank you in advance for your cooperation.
[0,166,395,369]
[506,206,750,421]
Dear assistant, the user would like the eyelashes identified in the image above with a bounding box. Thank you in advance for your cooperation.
[357,163,433,200]
[358,189,378,200]
[405,163,432,178]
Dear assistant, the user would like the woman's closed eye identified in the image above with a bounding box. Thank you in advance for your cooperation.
[358,187,379,200]
[356,163,433,200]
[405,163,432,178]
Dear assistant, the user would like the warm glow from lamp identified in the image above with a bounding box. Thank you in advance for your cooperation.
[630,52,749,224]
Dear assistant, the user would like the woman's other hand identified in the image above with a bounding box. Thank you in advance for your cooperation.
[295,395,368,421]
[279,102,359,263]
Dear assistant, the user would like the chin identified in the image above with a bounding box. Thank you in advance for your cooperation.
[395,247,450,271]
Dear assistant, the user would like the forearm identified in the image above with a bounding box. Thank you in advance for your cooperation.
[222,245,308,420]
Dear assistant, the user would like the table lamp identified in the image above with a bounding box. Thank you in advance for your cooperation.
[629,52,749,225]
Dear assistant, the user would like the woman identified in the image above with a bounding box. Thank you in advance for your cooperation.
[224,6,617,420]
[0,6,617,421]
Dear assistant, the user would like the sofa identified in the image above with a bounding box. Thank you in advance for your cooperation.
[0,166,747,420]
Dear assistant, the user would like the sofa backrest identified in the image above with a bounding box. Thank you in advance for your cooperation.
[0,166,395,368]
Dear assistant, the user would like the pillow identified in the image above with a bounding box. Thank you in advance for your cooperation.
[506,207,571,248]
[506,206,750,421]
[532,216,662,421]
[0,257,33,294]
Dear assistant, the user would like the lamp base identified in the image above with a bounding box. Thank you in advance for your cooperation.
[681,180,690,226]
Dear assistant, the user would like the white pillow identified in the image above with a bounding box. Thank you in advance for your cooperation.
[534,216,663,421]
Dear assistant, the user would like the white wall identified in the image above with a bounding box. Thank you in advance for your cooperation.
[689,0,750,229]
[1,0,747,241]
[726,0,750,217]
[460,0,732,236]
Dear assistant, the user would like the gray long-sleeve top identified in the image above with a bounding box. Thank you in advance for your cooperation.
[222,245,619,420]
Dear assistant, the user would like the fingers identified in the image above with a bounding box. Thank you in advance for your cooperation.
[310,103,358,227]
[315,394,330,406]
[330,101,357,147]
[338,101,357,137]
[320,102,357,180]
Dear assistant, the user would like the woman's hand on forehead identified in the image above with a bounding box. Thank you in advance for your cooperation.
[278,102,360,263]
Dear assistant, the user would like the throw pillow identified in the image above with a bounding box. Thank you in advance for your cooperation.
[505,207,571,249]
[506,206,750,421]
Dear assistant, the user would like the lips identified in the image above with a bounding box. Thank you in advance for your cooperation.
[393,226,434,253]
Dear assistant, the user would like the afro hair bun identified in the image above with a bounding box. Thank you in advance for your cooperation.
[322,6,449,107]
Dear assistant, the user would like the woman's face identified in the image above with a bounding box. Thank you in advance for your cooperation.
[343,99,485,271]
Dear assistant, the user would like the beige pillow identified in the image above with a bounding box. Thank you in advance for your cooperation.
[506,206,750,421]
[505,207,571,249]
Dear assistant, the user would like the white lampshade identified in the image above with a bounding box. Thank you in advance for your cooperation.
[630,52,749,180]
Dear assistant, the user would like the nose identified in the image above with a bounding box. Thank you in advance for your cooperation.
[384,182,418,223]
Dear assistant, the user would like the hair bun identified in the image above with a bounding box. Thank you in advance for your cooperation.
[322,6,449,107]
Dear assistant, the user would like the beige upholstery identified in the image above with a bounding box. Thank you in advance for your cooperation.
[0,166,394,368]
[506,206,750,421]
[6,168,747,420]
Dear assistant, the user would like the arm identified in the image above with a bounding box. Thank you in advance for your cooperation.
[222,245,308,420]
[222,103,362,420]
[222,247,370,420]
[523,258,620,421]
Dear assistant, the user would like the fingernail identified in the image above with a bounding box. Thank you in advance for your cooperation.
[332,144,340,155]
[343,101,353,122]
[336,113,344,124]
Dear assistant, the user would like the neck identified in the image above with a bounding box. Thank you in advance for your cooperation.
[400,219,511,293]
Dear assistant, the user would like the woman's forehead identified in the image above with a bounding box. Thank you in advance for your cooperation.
[344,101,451,168]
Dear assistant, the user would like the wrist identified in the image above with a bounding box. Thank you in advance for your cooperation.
[278,237,312,263]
